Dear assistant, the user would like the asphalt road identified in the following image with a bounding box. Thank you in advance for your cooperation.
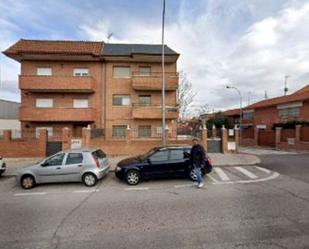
[0,162,308,249]
[259,153,309,183]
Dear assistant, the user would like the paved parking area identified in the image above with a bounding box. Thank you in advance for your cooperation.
[2,153,260,176]
[0,162,308,249]
[0,165,280,197]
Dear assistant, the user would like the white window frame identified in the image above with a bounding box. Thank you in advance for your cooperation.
[113,66,131,79]
[36,98,53,108]
[139,66,151,76]
[36,127,53,138]
[73,68,89,77]
[37,67,52,76]
[113,95,131,106]
[73,99,89,108]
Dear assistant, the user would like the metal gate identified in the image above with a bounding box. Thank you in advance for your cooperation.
[258,130,276,147]
[46,130,63,156]
[207,139,222,153]
[46,141,62,156]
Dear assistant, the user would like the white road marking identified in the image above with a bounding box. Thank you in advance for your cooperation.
[213,172,280,185]
[255,166,271,174]
[174,184,193,188]
[124,187,149,191]
[234,166,258,179]
[207,174,219,183]
[214,168,230,181]
[14,192,47,196]
[73,189,100,193]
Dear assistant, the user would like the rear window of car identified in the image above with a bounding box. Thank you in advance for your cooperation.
[66,153,83,165]
[92,149,106,159]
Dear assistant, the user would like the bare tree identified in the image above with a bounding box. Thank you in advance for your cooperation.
[178,71,196,119]
[194,103,211,117]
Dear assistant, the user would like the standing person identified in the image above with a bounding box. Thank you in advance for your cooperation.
[190,137,206,188]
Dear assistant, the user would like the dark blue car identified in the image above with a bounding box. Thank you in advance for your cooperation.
[115,145,212,185]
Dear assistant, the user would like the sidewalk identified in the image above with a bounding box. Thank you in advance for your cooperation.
[240,146,298,155]
[2,153,260,177]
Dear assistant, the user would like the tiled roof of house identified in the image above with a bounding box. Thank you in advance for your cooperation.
[3,40,179,59]
[103,43,179,56]
[223,108,241,116]
[3,39,104,57]
[244,84,309,110]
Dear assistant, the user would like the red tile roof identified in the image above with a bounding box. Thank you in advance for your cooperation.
[223,108,241,116]
[3,39,104,57]
[244,84,309,110]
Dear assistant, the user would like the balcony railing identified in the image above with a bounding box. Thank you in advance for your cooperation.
[132,72,178,91]
[19,75,95,93]
[132,104,178,119]
[19,107,96,122]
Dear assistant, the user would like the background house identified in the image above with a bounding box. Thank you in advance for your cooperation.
[242,84,309,129]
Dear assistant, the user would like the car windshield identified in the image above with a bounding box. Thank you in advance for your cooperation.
[139,148,157,161]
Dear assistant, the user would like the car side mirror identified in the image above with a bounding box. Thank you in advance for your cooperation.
[41,162,48,167]
[146,158,151,164]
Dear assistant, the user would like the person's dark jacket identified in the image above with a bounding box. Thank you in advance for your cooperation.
[190,144,206,167]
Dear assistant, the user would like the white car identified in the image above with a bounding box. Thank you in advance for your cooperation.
[0,156,6,176]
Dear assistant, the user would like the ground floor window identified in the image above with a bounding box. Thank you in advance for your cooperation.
[112,125,127,138]
[138,125,151,137]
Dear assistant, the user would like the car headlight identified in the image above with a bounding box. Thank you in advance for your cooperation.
[116,166,122,172]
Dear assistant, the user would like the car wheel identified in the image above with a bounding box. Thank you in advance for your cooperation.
[82,173,97,187]
[126,170,140,185]
[189,168,198,181]
[21,175,35,189]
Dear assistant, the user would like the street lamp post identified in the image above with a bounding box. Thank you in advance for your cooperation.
[226,85,242,132]
[161,0,166,145]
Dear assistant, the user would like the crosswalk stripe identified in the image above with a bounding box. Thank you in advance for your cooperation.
[214,168,230,181]
[207,174,219,183]
[234,167,258,179]
[255,166,271,174]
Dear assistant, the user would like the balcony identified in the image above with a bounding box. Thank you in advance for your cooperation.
[132,72,178,91]
[19,75,95,93]
[19,107,96,122]
[132,105,178,119]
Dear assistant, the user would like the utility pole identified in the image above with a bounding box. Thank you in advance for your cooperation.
[284,75,290,96]
[226,85,242,134]
[264,90,268,99]
[161,0,166,145]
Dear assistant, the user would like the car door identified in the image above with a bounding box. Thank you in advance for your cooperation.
[61,152,84,182]
[35,153,65,183]
[143,149,169,178]
[168,148,187,176]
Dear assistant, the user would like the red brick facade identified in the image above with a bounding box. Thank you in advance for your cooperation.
[241,85,309,129]
[3,40,179,138]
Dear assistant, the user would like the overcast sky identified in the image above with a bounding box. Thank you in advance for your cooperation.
[1,0,309,112]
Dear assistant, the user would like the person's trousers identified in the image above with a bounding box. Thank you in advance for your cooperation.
[194,165,203,184]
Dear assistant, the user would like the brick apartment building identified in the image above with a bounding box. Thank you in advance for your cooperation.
[3,39,179,139]
[224,85,309,129]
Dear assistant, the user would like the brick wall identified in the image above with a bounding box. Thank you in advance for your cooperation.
[249,100,309,129]
[0,130,47,157]
[241,125,309,151]
[300,126,309,142]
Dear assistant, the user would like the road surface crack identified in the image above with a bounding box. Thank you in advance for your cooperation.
[51,185,100,249]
